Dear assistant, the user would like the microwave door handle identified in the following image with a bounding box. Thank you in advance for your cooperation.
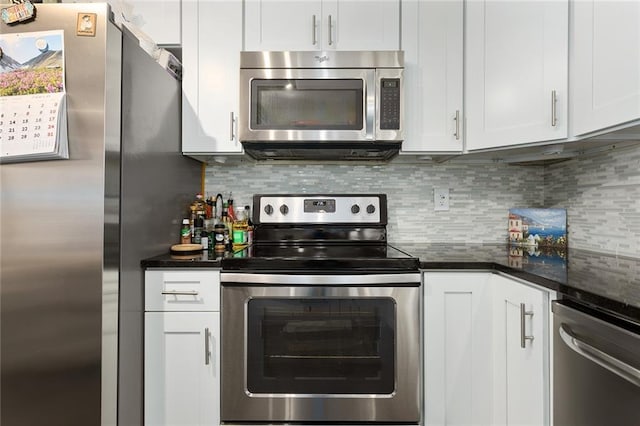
[365,73,376,140]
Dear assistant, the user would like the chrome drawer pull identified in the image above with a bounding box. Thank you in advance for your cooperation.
[205,327,211,365]
[520,303,534,348]
[312,15,317,45]
[161,290,199,296]
[551,90,558,127]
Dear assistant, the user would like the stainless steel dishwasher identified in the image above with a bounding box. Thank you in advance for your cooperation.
[552,300,640,425]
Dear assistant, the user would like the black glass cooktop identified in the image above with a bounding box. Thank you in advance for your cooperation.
[222,243,419,272]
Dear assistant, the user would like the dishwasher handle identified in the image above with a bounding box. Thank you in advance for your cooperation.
[559,324,640,388]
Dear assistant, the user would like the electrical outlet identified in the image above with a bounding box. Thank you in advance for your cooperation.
[434,188,450,211]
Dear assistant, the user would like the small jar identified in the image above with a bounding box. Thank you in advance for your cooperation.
[213,224,226,251]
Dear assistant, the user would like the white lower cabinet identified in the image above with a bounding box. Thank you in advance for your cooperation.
[144,270,221,426]
[490,274,552,426]
[424,272,493,425]
[424,271,554,426]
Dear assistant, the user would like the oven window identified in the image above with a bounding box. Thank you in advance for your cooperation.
[250,79,364,130]
[246,297,395,394]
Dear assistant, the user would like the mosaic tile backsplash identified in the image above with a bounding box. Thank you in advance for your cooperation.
[205,161,546,245]
[205,143,640,257]
[544,144,640,257]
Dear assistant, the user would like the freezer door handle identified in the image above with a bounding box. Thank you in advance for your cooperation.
[559,324,640,388]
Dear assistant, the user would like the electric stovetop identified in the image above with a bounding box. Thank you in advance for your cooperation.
[222,242,419,272]
[222,194,419,273]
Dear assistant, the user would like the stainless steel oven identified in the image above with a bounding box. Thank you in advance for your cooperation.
[220,194,421,424]
[221,273,421,424]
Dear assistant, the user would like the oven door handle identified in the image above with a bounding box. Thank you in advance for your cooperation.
[221,272,420,285]
[559,324,640,388]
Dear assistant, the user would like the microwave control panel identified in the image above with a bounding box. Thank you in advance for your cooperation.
[380,78,401,130]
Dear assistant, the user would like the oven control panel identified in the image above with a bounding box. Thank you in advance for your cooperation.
[254,194,386,224]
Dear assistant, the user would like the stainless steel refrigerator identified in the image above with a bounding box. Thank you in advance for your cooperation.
[0,4,200,425]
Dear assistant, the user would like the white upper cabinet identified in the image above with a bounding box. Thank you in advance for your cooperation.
[571,1,640,137]
[465,1,568,150]
[124,0,181,45]
[244,0,400,51]
[182,0,243,155]
[401,0,463,153]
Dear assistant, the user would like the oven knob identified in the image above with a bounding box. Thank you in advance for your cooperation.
[351,204,360,214]
[279,204,289,215]
[366,204,376,214]
[264,204,274,215]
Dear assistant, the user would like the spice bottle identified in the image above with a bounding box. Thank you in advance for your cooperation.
[227,192,236,221]
[180,218,191,244]
[213,224,226,252]
[189,193,207,236]
[193,216,204,244]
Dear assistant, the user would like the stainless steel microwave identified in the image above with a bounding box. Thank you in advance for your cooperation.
[239,51,404,161]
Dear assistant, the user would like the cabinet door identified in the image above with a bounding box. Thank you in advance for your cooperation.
[490,275,550,426]
[423,272,493,426]
[324,0,400,51]
[145,312,220,426]
[124,0,181,45]
[465,1,568,150]
[571,1,640,136]
[182,0,242,154]
[245,0,399,51]
[401,0,463,153]
[245,0,323,51]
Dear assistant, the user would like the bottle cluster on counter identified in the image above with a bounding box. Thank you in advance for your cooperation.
[182,192,253,253]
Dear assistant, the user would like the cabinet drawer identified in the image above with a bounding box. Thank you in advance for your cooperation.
[145,270,220,312]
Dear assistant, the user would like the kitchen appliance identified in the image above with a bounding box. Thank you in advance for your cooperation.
[221,194,421,424]
[553,300,640,425]
[0,5,200,426]
[239,51,404,161]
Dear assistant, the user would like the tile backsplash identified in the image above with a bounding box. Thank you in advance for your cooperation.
[205,161,545,245]
[544,144,640,257]
[205,143,640,257]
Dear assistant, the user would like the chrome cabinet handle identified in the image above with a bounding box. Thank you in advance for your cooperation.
[204,327,211,365]
[230,112,236,141]
[520,303,534,348]
[312,15,317,45]
[328,15,333,46]
[551,90,557,127]
[453,110,460,140]
[161,290,199,296]
[559,325,640,388]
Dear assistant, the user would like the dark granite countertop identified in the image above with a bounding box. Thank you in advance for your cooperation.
[393,243,640,324]
[142,243,640,323]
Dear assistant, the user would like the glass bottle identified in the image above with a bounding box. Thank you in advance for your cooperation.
[245,205,254,244]
[180,218,191,244]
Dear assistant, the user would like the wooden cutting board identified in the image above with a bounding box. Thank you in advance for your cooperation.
[170,243,204,254]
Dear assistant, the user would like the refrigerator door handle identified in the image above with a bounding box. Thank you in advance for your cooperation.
[559,324,640,388]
